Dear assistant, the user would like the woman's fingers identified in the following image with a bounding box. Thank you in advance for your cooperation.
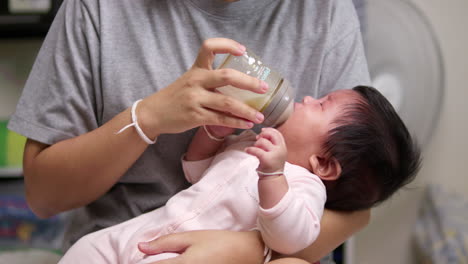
[194,38,246,69]
[202,107,255,129]
[201,91,264,125]
[204,68,268,94]
[138,238,188,256]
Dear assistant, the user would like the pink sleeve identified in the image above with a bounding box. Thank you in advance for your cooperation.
[257,171,326,255]
[181,155,214,184]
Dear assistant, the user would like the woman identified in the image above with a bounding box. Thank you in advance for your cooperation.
[9,0,371,263]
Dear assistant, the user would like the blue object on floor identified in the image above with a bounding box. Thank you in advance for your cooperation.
[414,184,468,263]
[0,195,68,251]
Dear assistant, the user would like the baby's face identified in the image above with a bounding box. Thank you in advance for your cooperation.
[276,89,362,168]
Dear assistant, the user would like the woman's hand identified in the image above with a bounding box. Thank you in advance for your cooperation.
[284,209,371,263]
[138,230,265,264]
[138,38,267,139]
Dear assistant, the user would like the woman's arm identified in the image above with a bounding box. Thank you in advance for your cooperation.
[280,209,371,263]
[138,209,370,264]
[23,111,149,219]
[138,230,266,264]
[268,258,310,264]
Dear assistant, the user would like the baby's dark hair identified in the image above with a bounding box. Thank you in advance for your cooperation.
[322,86,421,211]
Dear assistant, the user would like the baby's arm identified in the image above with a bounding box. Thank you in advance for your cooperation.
[245,128,289,208]
[245,128,324,255]
[185,126,235,161]
[182,126,235,183]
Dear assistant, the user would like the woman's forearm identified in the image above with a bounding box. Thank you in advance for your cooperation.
[277,209,371,263]
[23,107,148,218]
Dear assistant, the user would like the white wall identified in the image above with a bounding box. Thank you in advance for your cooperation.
[355,0,468,263]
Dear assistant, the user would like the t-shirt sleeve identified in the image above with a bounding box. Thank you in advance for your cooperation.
[257,169,326,255]
[7,0,101,145]
[317,0,371,98]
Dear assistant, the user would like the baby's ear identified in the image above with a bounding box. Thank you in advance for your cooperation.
[309,155,342,181]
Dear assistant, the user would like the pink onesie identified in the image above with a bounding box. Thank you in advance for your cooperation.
[59,130,326,263]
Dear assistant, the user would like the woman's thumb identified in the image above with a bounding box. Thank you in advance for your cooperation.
[138,233,191,255]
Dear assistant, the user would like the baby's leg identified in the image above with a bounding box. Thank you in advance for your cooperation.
[59,232,179,264]
[59,209,162,263]
[58,234,117,264]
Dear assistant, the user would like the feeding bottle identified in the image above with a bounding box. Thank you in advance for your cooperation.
[217,49,295,127]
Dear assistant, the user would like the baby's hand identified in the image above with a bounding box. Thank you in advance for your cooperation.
[205,125,236,139]
[245,128,287,173]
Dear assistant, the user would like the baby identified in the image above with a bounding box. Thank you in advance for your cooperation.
[58,86,421,263]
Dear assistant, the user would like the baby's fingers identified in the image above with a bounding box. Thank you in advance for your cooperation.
[253,137,274,152]
[259,128,285,147]
[245,146,267,161]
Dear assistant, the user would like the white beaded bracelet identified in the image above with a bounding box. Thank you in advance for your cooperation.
[203,125,225,142]
[116,99,157,145]
[256,170,284,177]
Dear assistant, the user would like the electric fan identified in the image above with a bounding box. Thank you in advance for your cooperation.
[354,0,444,148]
[337,1,445,263]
